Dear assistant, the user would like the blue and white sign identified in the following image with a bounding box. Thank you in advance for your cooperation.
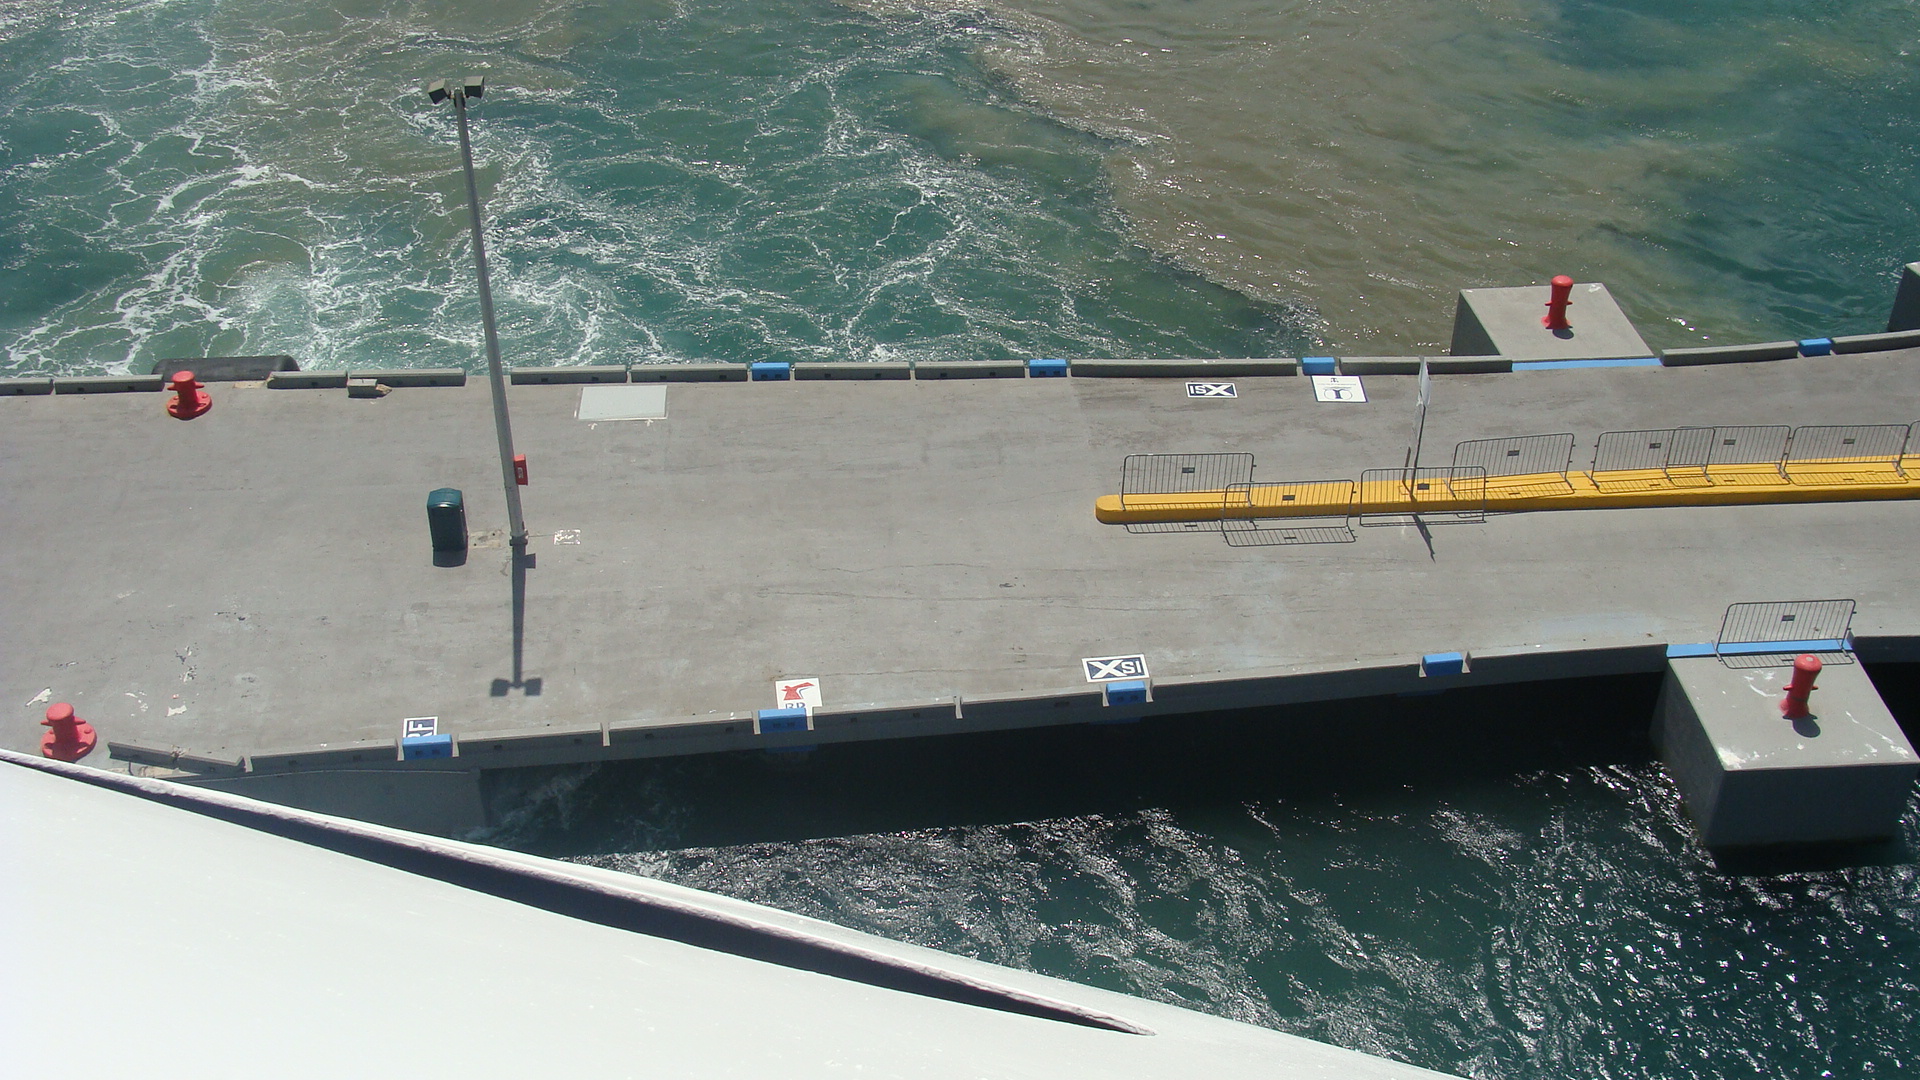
[1083,654,1150,682]
[1186,381,1237,398]
[402,715,439,739]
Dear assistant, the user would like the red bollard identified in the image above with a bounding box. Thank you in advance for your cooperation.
[1780,654,1822,719]
[1542,275,1574,331]
[166,370,211,420]
[40,703,97,763]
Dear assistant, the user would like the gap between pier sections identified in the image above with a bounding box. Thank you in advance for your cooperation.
[1094,459,1920,526]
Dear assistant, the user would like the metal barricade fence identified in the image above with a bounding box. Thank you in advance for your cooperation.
[1589,426,1789,486]
[1120,453,1254,505]
[1704,425,1792,467]
[1124,518,1224,535]
[1715,599,1856,668]
[1783,425,1910,483]
[1686,425,1791,485]
[1662,426,1792,483]
[1358,466,1487,526]
[1120,452,1254,534]
[1590,428,1678,476]
[1221,480,1357,546]
[1453,433,1575,478]
[1452,433,1575,497]
[1659,426,1719,484]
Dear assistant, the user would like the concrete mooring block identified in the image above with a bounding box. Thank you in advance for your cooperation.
[1451,281,1650,360]
[1888,261,1920,332]
[1654,657,1917,849]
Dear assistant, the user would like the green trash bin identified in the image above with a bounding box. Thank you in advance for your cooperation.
[427,488,467,552]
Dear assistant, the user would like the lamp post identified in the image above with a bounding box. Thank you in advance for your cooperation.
[426,75,527,552]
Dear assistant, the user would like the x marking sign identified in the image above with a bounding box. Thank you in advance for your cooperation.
[1186,381,1237,398]
[1083,654,1150,682]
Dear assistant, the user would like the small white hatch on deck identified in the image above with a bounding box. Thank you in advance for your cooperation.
[577,384,668,422]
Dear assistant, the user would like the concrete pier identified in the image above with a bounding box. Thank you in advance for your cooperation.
[1655,657,1918,848]
[5,345,1920,832]
[1449,280,1651,359]
[1890,261,1920,332]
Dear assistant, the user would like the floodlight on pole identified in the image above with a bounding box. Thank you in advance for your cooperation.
[425,73,527,551]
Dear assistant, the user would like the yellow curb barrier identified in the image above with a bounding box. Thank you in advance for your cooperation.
[1095,459,1920,526]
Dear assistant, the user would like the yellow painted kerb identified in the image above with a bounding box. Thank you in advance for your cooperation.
[1095,459,1920,525]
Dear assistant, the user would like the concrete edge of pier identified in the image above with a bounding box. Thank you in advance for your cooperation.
[94,634,1919,838]
[8,260,1916,393]
[9,329,1920,396]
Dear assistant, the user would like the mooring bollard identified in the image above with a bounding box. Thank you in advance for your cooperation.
[1542,275,1574,331]
[1780,654,1822,719]
[40,703,97,762]
[165,370,211,420]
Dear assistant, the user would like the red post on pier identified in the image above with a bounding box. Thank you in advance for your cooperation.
[1780,654,1822,719]
[1542,275,1574,331]
[166,370,211,420]
[40,703,97,762]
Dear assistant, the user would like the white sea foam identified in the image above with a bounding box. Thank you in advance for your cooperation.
[8,0,1914,376]
[4,0,1309,376]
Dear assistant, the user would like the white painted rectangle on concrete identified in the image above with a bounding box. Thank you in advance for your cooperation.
[1083,655,1150,682]
[1186,381,1236,399]
[1311,375,1366,403]
[774,677,823,711]
[577,384,668,422]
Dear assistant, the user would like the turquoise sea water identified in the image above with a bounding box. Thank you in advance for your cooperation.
[0,0,1309,374]
[9,3,1920,1077]
[3,0,1917,375]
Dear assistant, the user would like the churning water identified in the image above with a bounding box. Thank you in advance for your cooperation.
[3,0,1917,375]
[480,675,1920,1080]
[9,3,1920,1076]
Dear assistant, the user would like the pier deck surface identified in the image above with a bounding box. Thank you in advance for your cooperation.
[5,351,1919,764]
